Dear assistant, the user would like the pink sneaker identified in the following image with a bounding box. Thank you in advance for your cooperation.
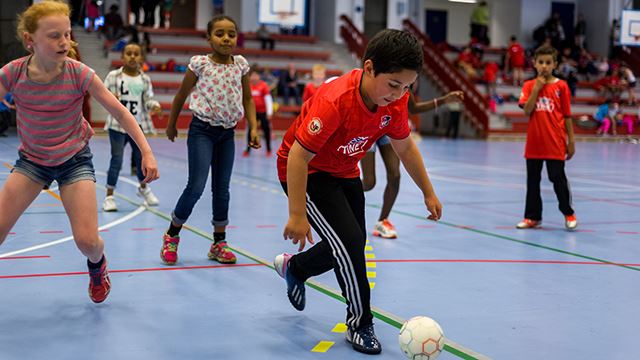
[208,241,237,264]
[161,233,180,265]
[88,256,111,303]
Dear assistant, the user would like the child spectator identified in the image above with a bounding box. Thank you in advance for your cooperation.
[505,36,525,86]
[302,64,326,102]
[516,45,577,230]
[243,67,273,157]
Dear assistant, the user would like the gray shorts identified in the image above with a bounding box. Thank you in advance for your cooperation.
[367,135,391,153]
[12,146,96,187]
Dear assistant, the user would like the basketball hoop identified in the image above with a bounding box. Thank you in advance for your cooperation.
[276,11,297,23]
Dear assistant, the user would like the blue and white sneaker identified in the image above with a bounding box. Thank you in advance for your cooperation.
[346,324,382,354]
[274,253,305,311]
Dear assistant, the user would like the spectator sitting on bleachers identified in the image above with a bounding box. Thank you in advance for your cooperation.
[456,46,479,79]
[257,24,275,50]
[594,101,621,136]
[302,64,326,102]
[619,65,637,105]
[103,4,125,41]
[576,47,598,81]
[259,66,279,96]
[558,48,578,97]
[280,62,301,105]
[593,70,622,101]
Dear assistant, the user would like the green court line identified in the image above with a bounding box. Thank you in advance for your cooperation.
[111,190,490,360]
[374,205,640,272]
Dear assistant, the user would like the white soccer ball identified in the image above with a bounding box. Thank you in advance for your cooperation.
[399,316,445,360]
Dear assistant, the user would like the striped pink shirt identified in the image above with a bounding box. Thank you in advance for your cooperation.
[0,56,95,166]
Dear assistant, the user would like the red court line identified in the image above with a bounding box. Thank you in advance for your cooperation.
[0,255,50,261]
[617,231,640,235]
[0,263,264,279]
[39,230,64,234]
[9,232,15,235]
[372,259,640,266]
[416,225,435,228]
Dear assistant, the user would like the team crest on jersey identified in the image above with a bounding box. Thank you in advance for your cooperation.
[337,136,370,156]
[307,117,322,135]
[535,97,554,112]
[380,115,392,129]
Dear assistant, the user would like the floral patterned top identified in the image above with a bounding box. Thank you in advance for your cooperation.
[188,54,249,128]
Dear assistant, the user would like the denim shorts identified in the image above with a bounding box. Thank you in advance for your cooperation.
[12,145,96,187]
[366,135,391,153]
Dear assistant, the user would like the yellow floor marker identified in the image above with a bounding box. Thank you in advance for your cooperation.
[366,261,377,268]
[364,245,373,251]
[311,341,335,353]
[365,253,375,259]
[366,271,377,278]
[369,282,376,289]
[332,323,347,333]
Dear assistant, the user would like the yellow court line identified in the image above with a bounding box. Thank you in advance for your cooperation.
[3,163,61,201]
[366,261,377,268]
[331,323,347,333]
[364,245,373,251]
[366,271,377,278]
[369,282,376,289]
[311,341,335,353]
[365,253,375,259]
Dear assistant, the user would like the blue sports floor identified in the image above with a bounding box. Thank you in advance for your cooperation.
[0,132,638,359]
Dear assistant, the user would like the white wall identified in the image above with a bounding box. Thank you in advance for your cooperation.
[334,0,365,42]
[421,0,476,46]
[490,0,521,47]
[388,0,410,30]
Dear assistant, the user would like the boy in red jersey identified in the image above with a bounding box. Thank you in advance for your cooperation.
[505,36,525,86]
[517,45,577,230]
[273,29,442,355]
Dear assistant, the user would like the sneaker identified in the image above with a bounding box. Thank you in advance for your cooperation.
[208,241,237,264]
[274,253,305,311]
[242,150,250,157]
[88,256,111,303]
[565,214,578,230]
[372,219,397,239]
[102,195,117,212]
[516,219,542,229]
[138,186,159,206]
[346,324,382,354]
[161,233,180,265]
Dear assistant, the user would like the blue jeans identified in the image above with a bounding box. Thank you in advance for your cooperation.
[13,145,95,186]
[106,129,144,188]
[172,118,235,227]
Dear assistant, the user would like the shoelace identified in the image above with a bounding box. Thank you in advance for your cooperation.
[165,242,178,252]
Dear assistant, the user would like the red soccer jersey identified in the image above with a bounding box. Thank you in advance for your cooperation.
[250,80,270,113]
[508,43,525,68]
[518,78,572,160]
[302,82,319,102]
[277,69,411,181]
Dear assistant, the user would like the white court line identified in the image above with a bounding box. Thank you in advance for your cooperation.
[0,205,146,259]
[0,171,145,259]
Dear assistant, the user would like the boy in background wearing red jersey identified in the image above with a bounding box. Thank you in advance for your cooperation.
[517,45,577,231]
[273,29,442,355]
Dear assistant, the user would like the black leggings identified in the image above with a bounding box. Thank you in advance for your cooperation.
[246,112,271,152]
[282,173,372,330]
[524,159,574,220]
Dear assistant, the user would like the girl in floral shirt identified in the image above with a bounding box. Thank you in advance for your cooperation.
[161,15,261,265]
